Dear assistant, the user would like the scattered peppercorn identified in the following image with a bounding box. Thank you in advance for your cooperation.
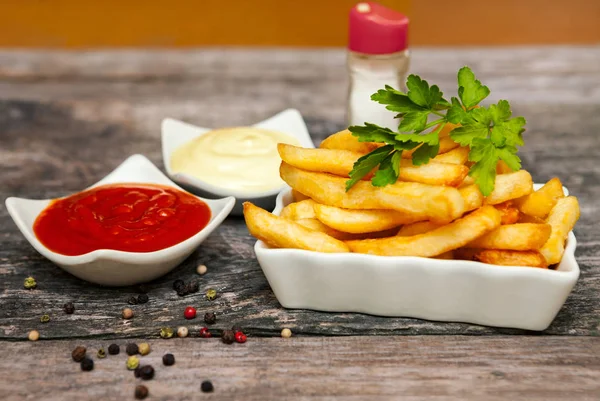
[134,385,149,400]
[204,312,216,325]
[24,276,37,290]
[137,284,150,294]
[160,327,174,339]
[184,306,196,320]
[134,366,141,378]
[173,279,185,291]
[80,358,94,371]
[197,264,208,275]
[127,356,140,370]
[199,327,212,338]
[108,344,120,355]
[126,343,139,356]
[97,347,107,358]
[231,325,243,333]
[235,331,247,344]
[122,308,134,319]
[177,326,188,338]
[281,328,292,338]
[162,353,175,366]
[176,287,189,297]
[28,330,39,341]
[40,314,50,323]
[63,302,75,314]
[206,288,217,301]
[186,280,199,294]
[137,294,149,304]
[72,346,87,362]
[201,381,214,393]
[222,330,235,344]
[127,296,138,305]
[138,343,151,356]
[139,365,155,380]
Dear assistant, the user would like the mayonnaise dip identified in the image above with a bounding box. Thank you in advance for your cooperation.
[170,127,301,193]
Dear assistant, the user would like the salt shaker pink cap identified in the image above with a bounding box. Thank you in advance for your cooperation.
[348,2,409,55]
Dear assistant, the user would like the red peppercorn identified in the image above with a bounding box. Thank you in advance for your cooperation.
[183,306,196,320]
[199,327,212,338]
[235,331,247,343]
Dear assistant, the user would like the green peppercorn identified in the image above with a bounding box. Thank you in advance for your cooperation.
[206,288,217,301]
[138,343,151,356]
[24,276,37,290]
[160,327,174,339]
[97,347,107,358]
[40,314,50,323]
[126,356,140,370]
[71,346,87,362]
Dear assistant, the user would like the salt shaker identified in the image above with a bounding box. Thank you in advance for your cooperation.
[347,2,410,130]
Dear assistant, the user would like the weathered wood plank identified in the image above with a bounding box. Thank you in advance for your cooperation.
[0,336,598,401]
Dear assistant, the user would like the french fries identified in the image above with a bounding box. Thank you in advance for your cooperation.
[396,221,443,236]
[431,146,470,165]
[494,201,520,225]
[280,199,316,220]
[291,189,310,202]
[243,202,349,253]
[280,163,465,223]
[540,196,580,265]
[459,184,484,212]
[470,249,548,269]
[319,129,381,154]
[484,170,534,205]
[514,177,564,219]
[346,206,501,257]
[313,203,417,234]
[466,223,551,250]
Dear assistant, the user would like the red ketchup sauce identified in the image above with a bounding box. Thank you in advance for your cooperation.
[33,184,211,256]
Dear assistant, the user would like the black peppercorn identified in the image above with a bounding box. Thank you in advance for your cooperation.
[126,343,139,356]
[186,280,199,293]
[137,294,149,304]
[231,325,243,333]
[134,366,141,378]
[139,365,155,380]
[134,385,149,400]
[63,302,75,314]
[204,312,216,325]
[201,380,214,393]
[80,358,94,371]
[172,279,185,291]
[176,288,189,297]
[128,296,138,305]
[222,330,235,344]
[72,346,87,362]
[108,344,120,355]
[137,284,150,294]
[162,353,175,366]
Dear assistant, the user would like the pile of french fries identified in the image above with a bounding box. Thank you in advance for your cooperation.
[244,128,580,268]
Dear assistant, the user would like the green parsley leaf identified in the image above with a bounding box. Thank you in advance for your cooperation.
[372,151,401,187]
[449,124,488,146]
[345,145,394,191]
[412,143,440,166]
[467,138,498,196]
[457,66,490,108]
[447,97,468,124]
[398,111,428,132]
[349,123,397,144]
[406,75,443,108]
[371,85,425,113]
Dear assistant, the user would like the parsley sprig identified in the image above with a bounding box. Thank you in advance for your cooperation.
[347,66,526,196]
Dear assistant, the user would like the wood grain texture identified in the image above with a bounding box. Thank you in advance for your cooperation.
[0,47,599,341]
[0,336,599,401]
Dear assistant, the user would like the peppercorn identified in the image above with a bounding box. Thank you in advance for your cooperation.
[40,314,50,323]
[172,279,185,291]
[126,356,140,370]
[184,306,196,320]
[97,347,107,358]
[222,330,235,344]
[235,332,247,344]
[137,284,150,294]
[24,276,37,290]
[160,327,174,339]
[176,288,189,297]
[126,343,139,356]
[63,302,75,314]
[134,385,149,400]
[204,312,216,325]
[28,330,39,341]
[138,343,151,356]
[139,365,155,381]
[134,366,141,378]
[80,358,94,371]
[177,326,188,338]
[127,296,138,305]
[201,380,214,393]
[206,288,217,301]
[186,280,199,294]
[231,325,243,333]
[108,344,120,355]
[162,353,175,366]
[281,328,292,338]
[122,308,134,319]
[199,327,212,338]
[137,294,149,304]
[197,264,208,275]
[72,346,87,362]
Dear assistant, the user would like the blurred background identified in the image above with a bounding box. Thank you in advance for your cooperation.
[0,0,598,48]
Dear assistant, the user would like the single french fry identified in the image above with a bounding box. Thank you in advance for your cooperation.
[494,201,520,225]
[296,218,397,240]
[431,146,469,165]
[460,176,475,187]
[319,129,381,154]
[279,199,316,220]
[346,206,501,257]
[467,223,551,250]
[291,189,310,202]
[280,162,465,223]
[514,177,565,219]
[540,196,580,265]
[472,249,548,268]
[313,203,418,234]
[396,221,443,236]
[243,202,349,253]
[459,184,484,212]
[484,170,534,205]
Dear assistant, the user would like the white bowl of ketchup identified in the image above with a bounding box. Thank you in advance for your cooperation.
[5,154,235,286]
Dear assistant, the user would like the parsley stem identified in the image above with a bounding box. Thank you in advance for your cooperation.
[422,118,445,131]
[431,110,446,118]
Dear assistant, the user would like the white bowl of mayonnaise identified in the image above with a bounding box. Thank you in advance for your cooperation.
[161,109,315,215]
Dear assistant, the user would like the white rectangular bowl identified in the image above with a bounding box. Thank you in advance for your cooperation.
[253,186,579,331]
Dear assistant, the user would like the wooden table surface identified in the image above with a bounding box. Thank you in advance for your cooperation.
[0,47,599,400]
